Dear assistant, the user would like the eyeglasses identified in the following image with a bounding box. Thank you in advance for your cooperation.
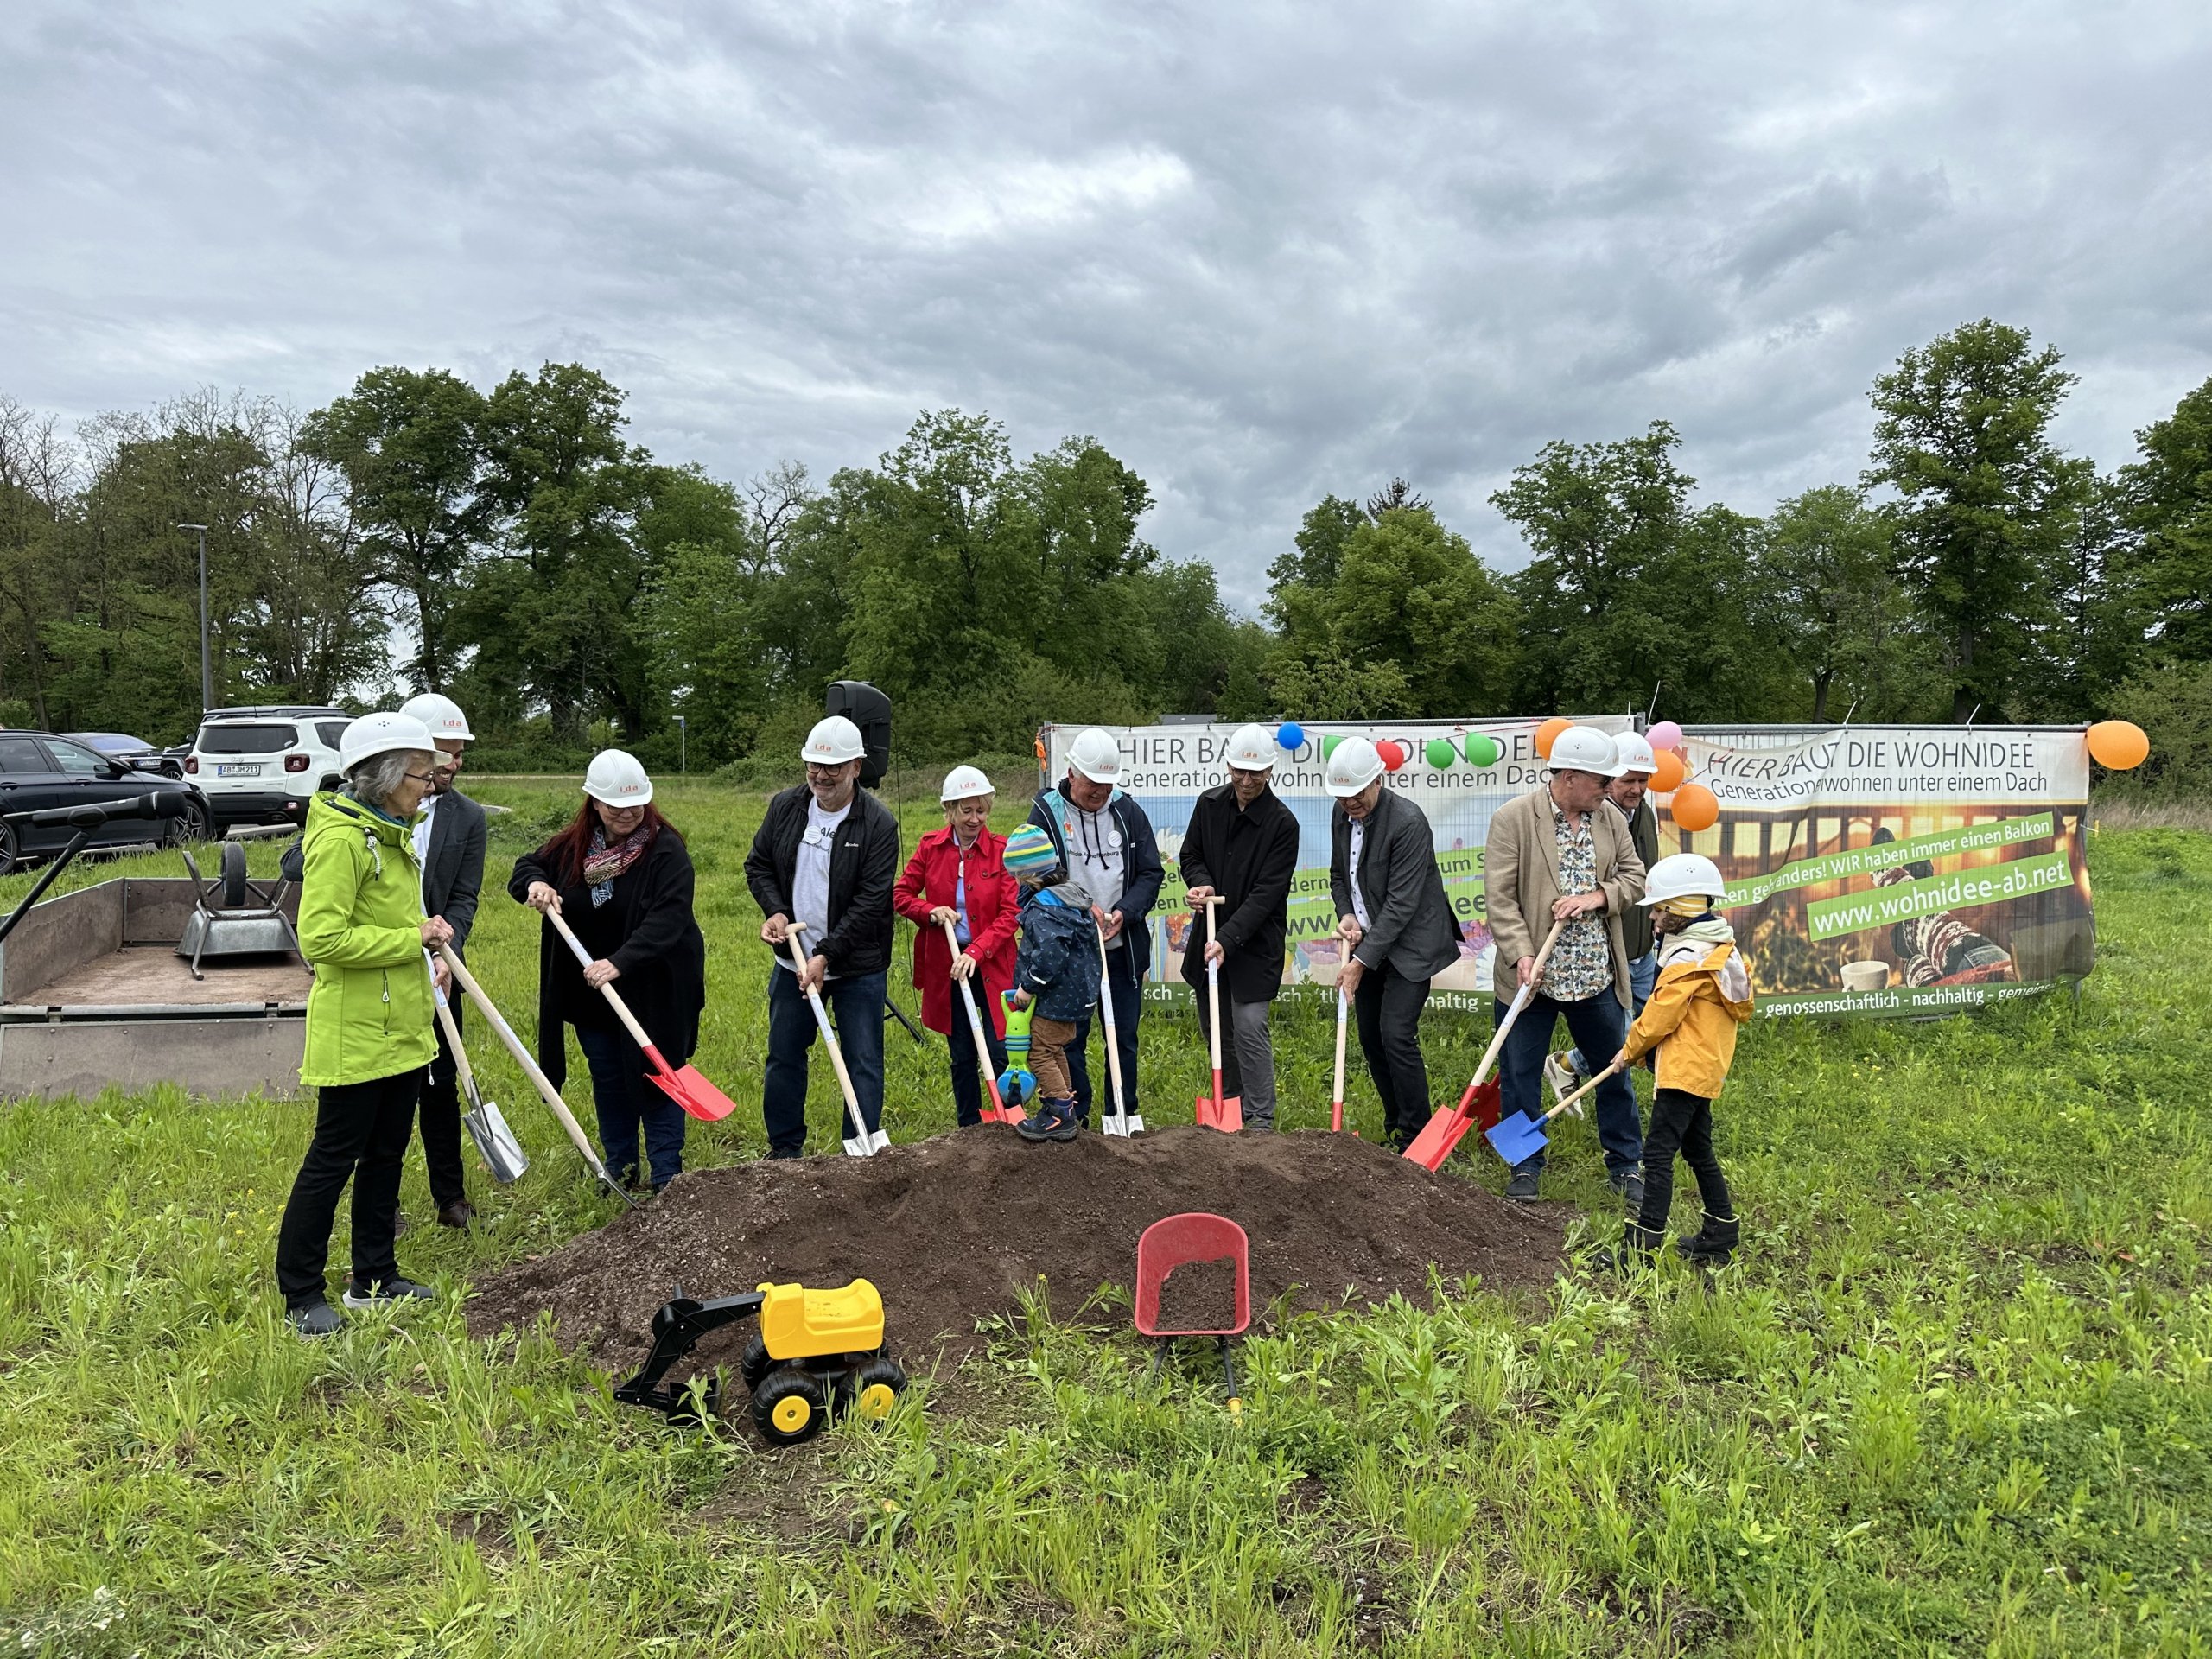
[403,771,438,785]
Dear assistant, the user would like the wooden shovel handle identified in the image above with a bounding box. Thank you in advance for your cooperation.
[1544,1059,1623,1124]
[787,925,865,1125]
[1456,919,1566,1110]
[543,906,663,1062]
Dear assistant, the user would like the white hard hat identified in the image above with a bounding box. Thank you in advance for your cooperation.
[940,764,993,803]
[1325,735,1385,798]
[398,691,474,742]
[1642,852,1726,910]
[339,711,437,775]
[1066,727,1122,785]
[1612,731,1657,777]
[801,715,866,765]
[1224,722,1277,772]
[583,748,654,806]
[1547,724,1626,779]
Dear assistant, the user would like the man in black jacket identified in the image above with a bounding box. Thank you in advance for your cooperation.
[1179,724,1300,1129]
[401,693,487,1228]
[1326,735,1462,1151]
[1027,727,1163,1128]
[744,715,900,1157]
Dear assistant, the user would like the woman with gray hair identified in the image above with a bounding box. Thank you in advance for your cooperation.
[275,711,453,1338]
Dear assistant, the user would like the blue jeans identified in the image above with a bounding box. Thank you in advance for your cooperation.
[1065,944,1141,1128]
[946,1006,1007,1128]
[1569,951,1656,1075]
[1496,988,1643,1175]
[764,966,887,1156]
[576,1025,687,1188]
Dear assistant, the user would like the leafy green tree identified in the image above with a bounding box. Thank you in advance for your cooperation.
[1864,319,2094,721]
[1264,494,1362,651]
[2117,375,2212,664]
[1760,485,1929,720]
[1330,507,1519,715]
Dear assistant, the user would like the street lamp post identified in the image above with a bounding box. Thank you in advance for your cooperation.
[674,714,687,774]
[176,523,212,710]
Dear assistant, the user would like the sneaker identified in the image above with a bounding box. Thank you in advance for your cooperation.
[1611,1168,1646,1211]
[288,1299,343,1338]
[342,1275,435,1309]
[1542,1050,1583,1101]
[1504,1163,1541,1201]
[1677,1213,1740,1265]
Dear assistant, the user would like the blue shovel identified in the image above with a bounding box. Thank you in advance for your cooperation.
[1484,1060,1622,1166]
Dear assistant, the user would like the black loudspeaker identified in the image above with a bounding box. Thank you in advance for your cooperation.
[826,680,892,787]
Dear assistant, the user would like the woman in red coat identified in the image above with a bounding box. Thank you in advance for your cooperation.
[893,765,1020,1126]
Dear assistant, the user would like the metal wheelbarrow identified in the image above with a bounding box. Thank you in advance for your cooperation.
[176,842,299,980]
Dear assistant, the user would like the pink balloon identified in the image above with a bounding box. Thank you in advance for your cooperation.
[1647,721,1683,752]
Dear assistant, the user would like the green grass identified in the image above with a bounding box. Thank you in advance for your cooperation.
[1,791,2207,1656]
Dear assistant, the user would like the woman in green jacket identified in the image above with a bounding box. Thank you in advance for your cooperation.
[275,711,453,1338]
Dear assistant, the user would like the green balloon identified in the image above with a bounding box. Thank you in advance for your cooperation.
[1425,738,1458,769]
[1321,734,1344,760]
[1464,733,1501,766]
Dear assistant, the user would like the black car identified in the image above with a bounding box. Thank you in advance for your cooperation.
[0,731,211,873]
[64,731,187,779]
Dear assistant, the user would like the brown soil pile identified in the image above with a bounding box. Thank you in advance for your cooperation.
[467,1127,1566,1380]
[1154,1255,1240,1333]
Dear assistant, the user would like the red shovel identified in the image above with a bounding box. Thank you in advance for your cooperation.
[1192,896,1242,1133]
[544,906,737,1122]
[1404,920,1561,1172]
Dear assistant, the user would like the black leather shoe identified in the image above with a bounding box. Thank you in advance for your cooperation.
[437,1199,477,1230]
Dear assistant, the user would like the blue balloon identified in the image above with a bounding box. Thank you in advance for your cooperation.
[1276,721,1305,750]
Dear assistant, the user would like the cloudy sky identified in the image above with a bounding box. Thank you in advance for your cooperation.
[6,1,2209,608]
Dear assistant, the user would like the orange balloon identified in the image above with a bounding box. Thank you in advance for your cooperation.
[1534,717,1572,759]
[1670,783,1720,833]
[1649,749,1686,793]
[2085,720,2148,770]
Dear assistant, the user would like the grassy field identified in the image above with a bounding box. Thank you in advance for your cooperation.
[1,782,2207,1656]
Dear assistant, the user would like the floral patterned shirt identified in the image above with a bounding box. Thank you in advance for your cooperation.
[1542,800,1611,1002]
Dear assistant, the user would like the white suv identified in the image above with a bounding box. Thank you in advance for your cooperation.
[185,707,353,830]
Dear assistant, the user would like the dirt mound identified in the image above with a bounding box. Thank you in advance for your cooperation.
[467,1128,1567,1379]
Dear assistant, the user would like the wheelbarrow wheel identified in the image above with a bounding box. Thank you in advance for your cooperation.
[849,1355,907,1423]
[739,1333,772,1391]
[751,1366,827,1446]
[219,840,250,907]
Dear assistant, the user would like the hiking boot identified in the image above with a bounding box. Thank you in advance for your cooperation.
[1504,1162,1541,1201]
[1016,1098,1080,1143]
[1677,1213,1740,1265]
[288,1299,343,1338]
[1542,1049,1583,1100]
[437,1199,477,1230]
[342,1275,435,1310]
[1610,1167,1646,1211]
[1611,1221,1666,1271]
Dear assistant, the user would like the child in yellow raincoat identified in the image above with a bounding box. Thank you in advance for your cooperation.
[1611,853,1754,1264]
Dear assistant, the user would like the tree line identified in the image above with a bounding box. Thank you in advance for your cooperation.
[1,318,2206,786]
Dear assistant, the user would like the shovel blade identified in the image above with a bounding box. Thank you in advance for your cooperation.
[1470,1079,1503,1131]
[646,1063,738,1122]
[464,1099,529,1184]
[1484,1113,1549,1166]
[1194,1091,1244,1133]
[842,1126,891,1158]
[1403,1103,1475,1171]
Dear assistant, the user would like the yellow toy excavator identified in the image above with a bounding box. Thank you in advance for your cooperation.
[614,1278,908,1445]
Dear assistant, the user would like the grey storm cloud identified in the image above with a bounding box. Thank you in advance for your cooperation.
[5,0,2209,608]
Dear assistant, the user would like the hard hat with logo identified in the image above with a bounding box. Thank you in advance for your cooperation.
[1324,735,1385,798]
[339,711,437,775]
[1224,722,1277,772]
[1546,724,1626,779]
[940,763,993,803]
[1611,731,1656,777]
[398,691,474,743]
[1066,727,1122,785]
[801,715,867,766]
[1641,852,1726,912]
[583,748,654,807]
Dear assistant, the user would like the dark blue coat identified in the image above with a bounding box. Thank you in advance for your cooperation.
[1014,883,1103,1023]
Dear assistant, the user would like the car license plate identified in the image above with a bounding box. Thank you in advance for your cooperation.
[216,764,262,778]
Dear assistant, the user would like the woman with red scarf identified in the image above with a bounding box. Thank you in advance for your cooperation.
[893,765,1019,1126]
[511,749,706,1191]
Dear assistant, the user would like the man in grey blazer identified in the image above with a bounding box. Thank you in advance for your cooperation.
[401,693,488,1228]
[1327,737,1462,1151]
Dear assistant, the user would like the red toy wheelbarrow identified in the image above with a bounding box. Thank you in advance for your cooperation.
[1134,1212,1251,1413]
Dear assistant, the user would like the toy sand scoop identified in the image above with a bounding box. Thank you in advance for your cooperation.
[545,907,737,1122]
[1484,1061,1622,1166]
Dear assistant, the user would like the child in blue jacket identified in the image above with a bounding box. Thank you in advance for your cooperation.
[1001,824,1101,1143]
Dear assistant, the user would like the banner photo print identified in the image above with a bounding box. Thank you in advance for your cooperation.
[1039,721,2095,1021]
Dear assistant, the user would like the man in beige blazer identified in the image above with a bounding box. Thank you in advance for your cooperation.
[1484,725,1648,1202]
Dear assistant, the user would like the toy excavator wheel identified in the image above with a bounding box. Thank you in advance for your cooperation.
[739,1334,772,1391]
[851,1356,907,1422]
[751,1367,827,1446]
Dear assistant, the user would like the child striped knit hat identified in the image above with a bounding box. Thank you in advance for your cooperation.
[1002,824,1059,876]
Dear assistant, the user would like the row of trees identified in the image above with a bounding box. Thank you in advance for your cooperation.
[1,319,2207,782]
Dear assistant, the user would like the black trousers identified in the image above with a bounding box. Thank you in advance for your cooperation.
[418,999,468,1210]
[275,1067,426,1306]
[1353,963,1432,1149]
[1637,1086,1734,1234]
